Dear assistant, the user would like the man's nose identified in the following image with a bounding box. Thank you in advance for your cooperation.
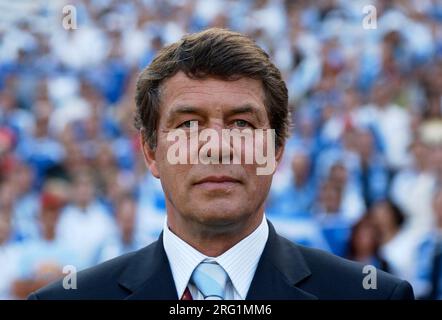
[197,124,234,164]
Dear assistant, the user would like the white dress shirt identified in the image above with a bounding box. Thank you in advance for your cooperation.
[163,215,269,300]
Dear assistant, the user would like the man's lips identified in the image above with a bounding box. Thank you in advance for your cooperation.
[194,176,241,184]
[193,176,241,189]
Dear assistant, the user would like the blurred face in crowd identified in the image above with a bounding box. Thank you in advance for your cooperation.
[142,72,283,241]
[319,181,341,214]
[291,152,310,186]
[429,146,442,179]
[116,198,136,243]
[14,163,34,196]
[0,182,16,212]
[64,141,88,173]
[34,99,52,137]
[0,91,15,112]
[297,116,314,138]
[0,214,11,245]
[357,131,374,162]
[342,128,358,152]
[433,189,442,229]
[73,175,95,209]
[410,140,430,171]
[96,143,116,169]
[351,216,379,258]
[372,82,392,107]
[370,202,401,244]
[39,208,59,240]
[342,90,359,113]
[329,163,348,188]
[39,180,69,239]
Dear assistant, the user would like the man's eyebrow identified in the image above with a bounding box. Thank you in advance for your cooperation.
[165,105,202,124]
[168,105,202,116]
[226,104,266,123]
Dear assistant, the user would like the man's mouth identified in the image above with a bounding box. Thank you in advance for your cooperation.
[193,175,241,190]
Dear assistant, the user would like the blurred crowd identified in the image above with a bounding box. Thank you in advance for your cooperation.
[1,0,442,300]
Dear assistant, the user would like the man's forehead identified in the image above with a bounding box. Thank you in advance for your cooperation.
[160,72,265,109]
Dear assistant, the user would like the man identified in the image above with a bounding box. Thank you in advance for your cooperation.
[29,28,414,300]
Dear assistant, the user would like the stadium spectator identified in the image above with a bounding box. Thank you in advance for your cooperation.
[346,213,390,272]
[10,179,78,299]
[414,188,442,299]
[97,194,143,263]
[55,172,116,269]
[370,200,416,282]
[0,211,20,299]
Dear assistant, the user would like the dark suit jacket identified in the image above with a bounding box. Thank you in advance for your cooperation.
[28,221,414,300]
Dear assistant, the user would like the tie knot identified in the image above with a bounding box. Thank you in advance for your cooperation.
[190,261,229,300]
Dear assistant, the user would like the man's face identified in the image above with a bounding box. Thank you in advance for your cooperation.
[142,72,283,233]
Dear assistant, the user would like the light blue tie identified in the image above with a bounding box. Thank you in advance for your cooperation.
[190,261,229,300]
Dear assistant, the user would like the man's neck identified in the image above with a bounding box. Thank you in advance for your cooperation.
[166,211,264,257]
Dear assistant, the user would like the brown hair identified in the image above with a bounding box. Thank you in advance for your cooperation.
[134,28,290,149]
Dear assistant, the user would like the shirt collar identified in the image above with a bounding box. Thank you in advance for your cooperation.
[163,215,269,299]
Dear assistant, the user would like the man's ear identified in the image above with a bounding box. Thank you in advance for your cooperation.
[275,143,285,166]
[140,133,160,179]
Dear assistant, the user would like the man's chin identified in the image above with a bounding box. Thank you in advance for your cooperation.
[190,205,246,227]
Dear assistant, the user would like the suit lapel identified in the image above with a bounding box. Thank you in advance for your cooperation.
[246,221,317,300]
[118,233,179,300]
[118,221,317,300]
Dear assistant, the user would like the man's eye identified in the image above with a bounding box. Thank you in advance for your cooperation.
[178,120,198,128]
[234,120,252,128]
